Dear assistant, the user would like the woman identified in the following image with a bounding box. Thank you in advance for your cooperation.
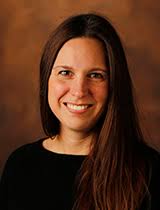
[0,13,160,210]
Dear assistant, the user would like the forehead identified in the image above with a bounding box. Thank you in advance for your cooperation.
[53,37,107,69]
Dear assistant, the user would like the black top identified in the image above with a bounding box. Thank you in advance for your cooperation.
[0,138,160,210]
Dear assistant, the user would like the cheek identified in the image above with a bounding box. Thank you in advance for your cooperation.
[92,83,108,104]
[48,79,69,103]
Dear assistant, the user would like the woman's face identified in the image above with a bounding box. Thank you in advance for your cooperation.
[48,37,109,134]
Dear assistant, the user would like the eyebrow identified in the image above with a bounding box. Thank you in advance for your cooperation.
[53,65,108,72]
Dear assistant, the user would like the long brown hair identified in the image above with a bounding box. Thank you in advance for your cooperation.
[39,13,151,210]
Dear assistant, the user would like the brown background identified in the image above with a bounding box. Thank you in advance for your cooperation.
[0,0,160,174]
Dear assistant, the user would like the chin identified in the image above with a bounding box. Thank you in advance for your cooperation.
[65,124,92,133]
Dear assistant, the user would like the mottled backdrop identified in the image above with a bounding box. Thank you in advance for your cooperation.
[0,0,160,173]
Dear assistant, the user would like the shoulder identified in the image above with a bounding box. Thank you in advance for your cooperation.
[3,137,47,172]
[143,145,160,188]
[142,144,160,173]
[9,137,45,156]
[145,145,160,166]
[138,143,160,183]
[145,146,160,209]
[148,146,160,176]
[0,137,47,186]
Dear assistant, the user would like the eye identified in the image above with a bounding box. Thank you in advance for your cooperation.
[88,72,107,80]
[90,72,103,78]
[58,70,73,77]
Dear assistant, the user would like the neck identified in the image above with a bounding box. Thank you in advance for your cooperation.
[54,128,93,155]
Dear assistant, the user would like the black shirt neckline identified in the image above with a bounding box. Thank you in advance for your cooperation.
[36,137,88,159]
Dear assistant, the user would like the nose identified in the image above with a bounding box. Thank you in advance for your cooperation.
[70,77,89,98]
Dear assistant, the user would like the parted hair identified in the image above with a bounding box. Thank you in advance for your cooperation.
[40,13,151,210]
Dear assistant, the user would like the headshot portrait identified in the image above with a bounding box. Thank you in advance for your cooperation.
[0,1,160,210]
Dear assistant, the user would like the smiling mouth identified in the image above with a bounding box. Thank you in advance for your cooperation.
[63,103,93,111]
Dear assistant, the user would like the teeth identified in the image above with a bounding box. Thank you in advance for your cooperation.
[67,103,89,110]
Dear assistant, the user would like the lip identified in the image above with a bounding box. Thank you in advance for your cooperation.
[63,102,93,114]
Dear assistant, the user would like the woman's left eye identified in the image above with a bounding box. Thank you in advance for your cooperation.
[88,72,104,79]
